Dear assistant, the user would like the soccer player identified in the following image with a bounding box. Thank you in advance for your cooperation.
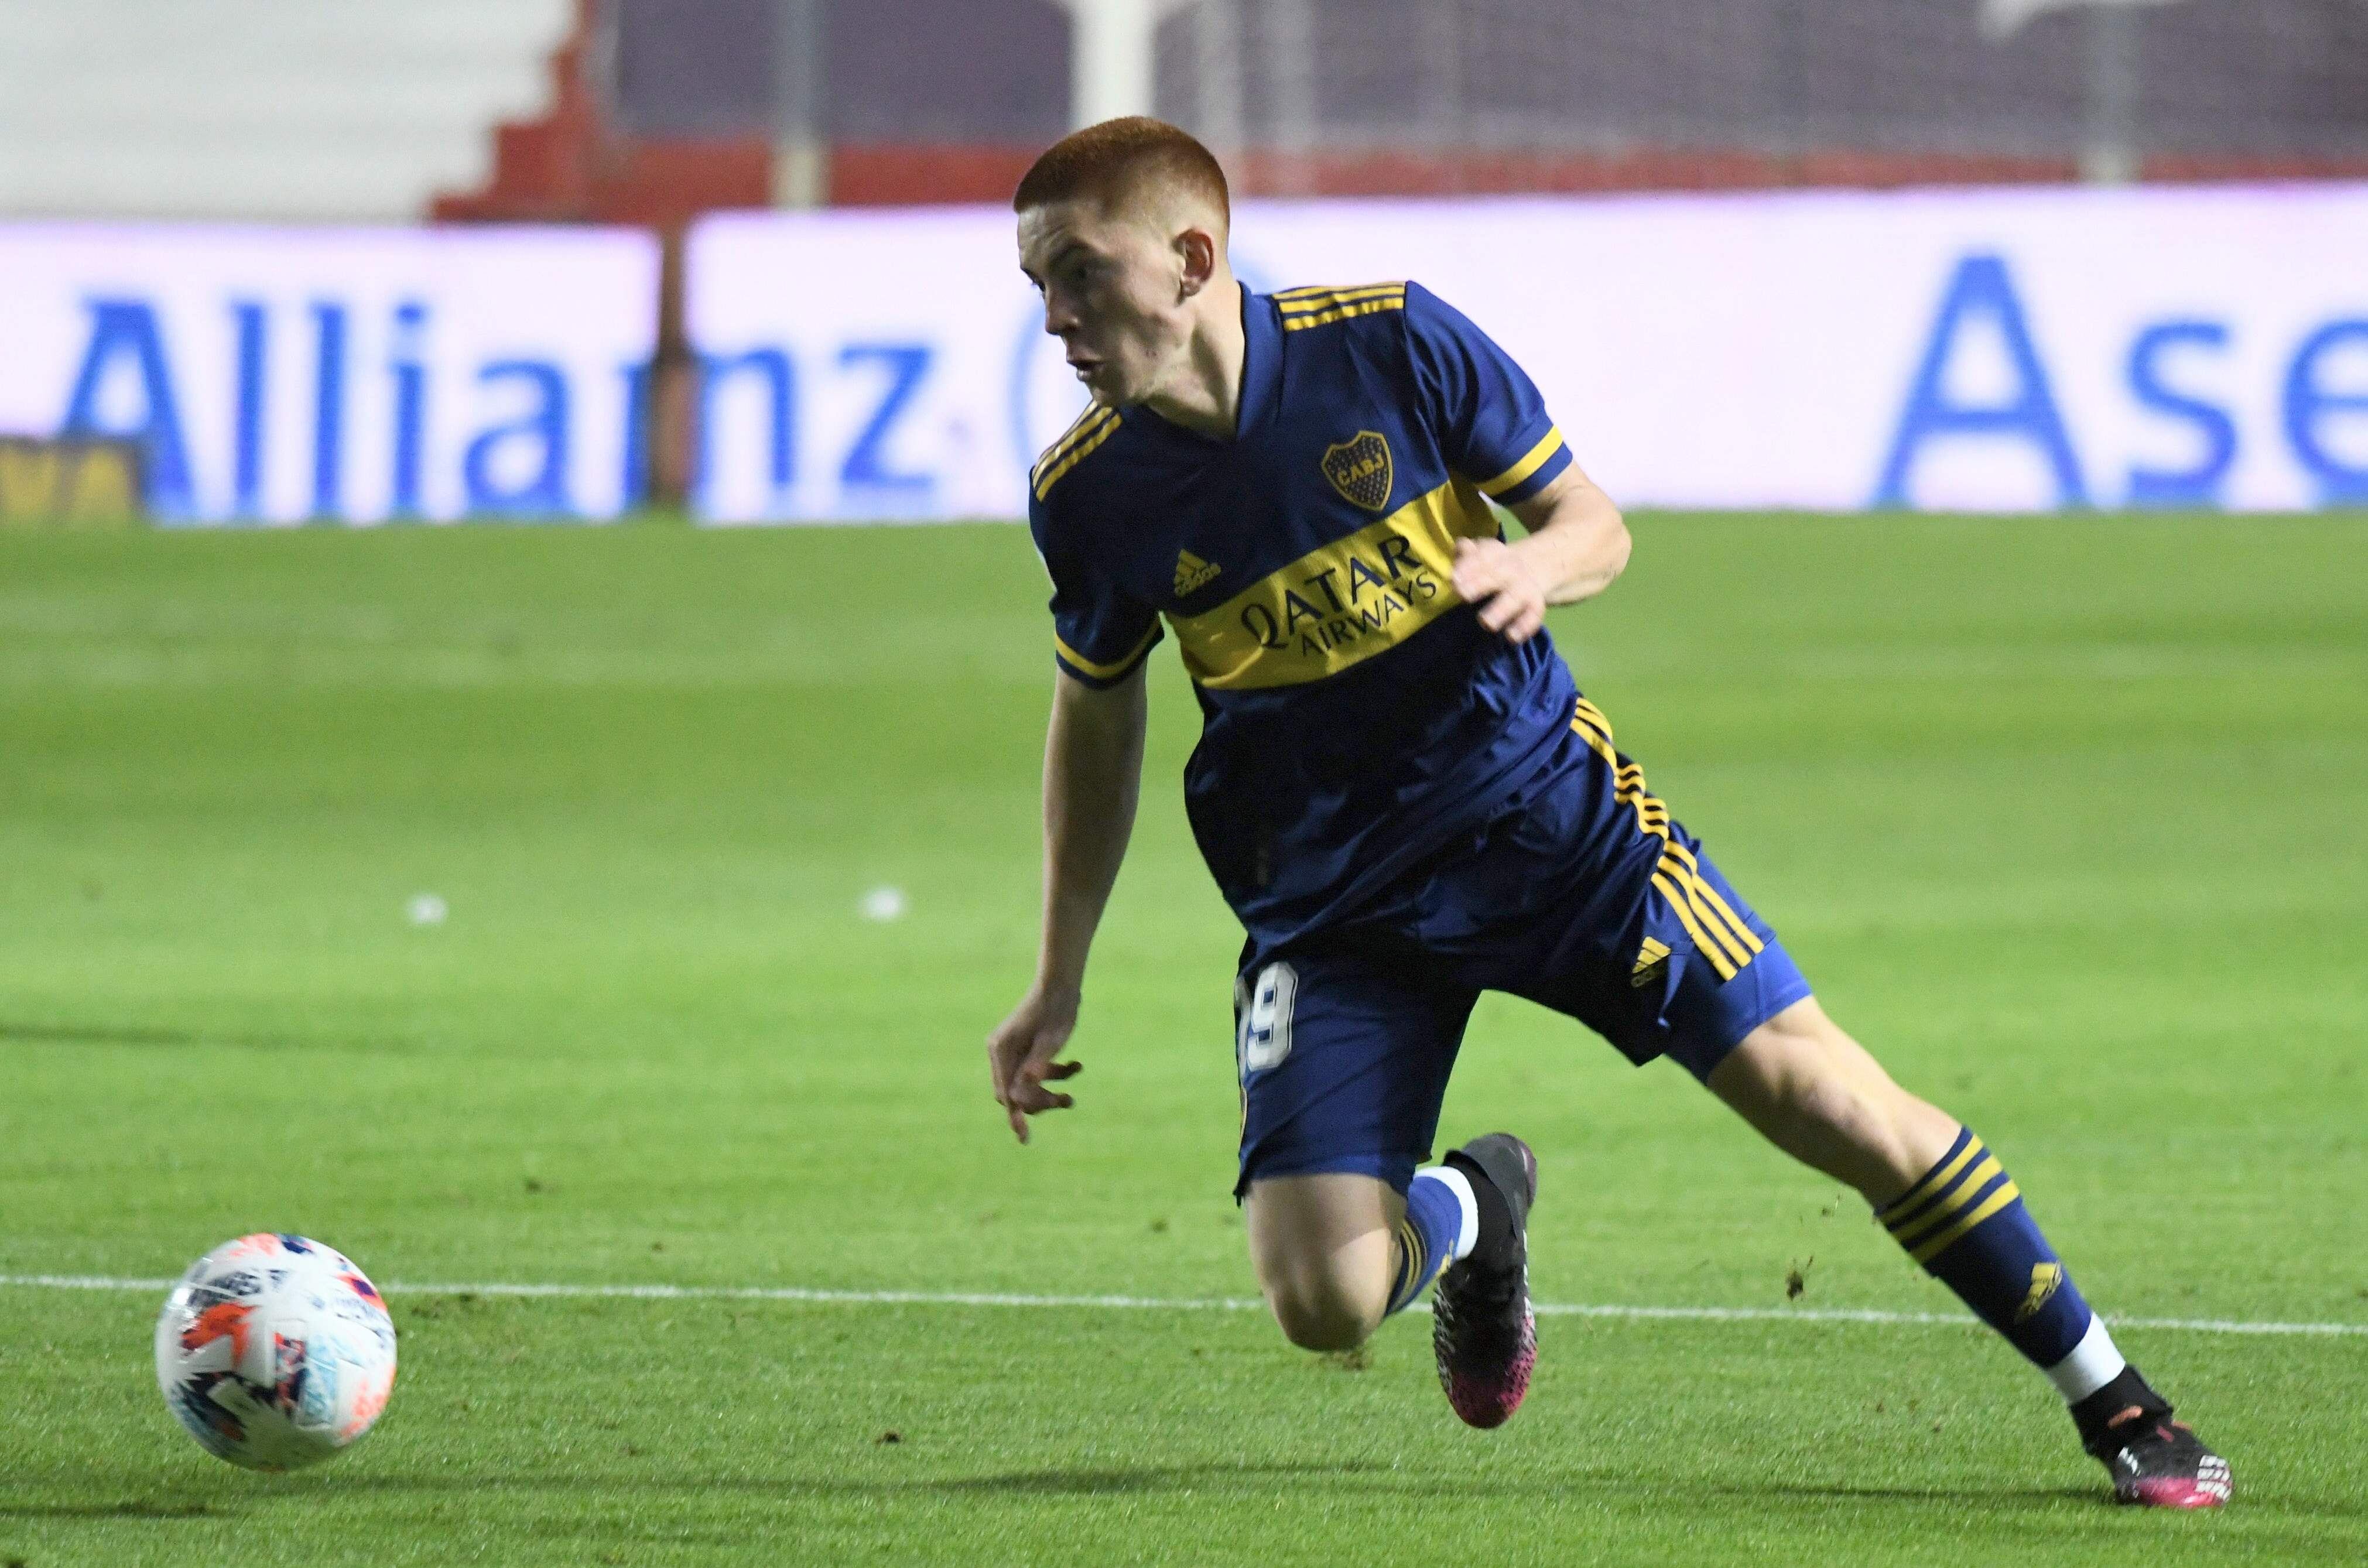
[984,117,2229,1508]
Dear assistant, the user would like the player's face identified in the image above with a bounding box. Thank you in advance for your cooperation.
[1018,198,1193,407]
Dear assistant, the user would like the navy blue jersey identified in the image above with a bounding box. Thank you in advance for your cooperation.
[1028,280,1580,947]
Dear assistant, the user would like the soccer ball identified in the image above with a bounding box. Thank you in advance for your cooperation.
[153,1234,398,1471]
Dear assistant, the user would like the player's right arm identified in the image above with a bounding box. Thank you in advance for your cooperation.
[990,460,1164,1144]
[987,663,1147,1144]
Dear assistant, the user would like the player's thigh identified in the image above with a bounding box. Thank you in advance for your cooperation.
[1232,942,1478,1201]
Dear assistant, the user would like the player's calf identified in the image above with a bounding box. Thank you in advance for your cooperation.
[1713,1002,2230,1508]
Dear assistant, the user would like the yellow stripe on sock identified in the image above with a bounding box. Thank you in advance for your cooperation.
[1910,1181,2023,1264]
[1388,1218,1428,1310]
[1880,1135,1986,1223]
[1887,1157,2005,1246]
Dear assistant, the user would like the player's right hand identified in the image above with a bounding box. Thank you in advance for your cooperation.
[985,982,1084,1145]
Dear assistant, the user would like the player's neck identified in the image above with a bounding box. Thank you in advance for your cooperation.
[1140,278,1246,442]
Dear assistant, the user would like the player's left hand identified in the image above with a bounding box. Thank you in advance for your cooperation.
[1451,536,1549,645]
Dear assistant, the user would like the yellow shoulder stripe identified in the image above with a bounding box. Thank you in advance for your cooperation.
[1275,281,1406,310]
[1280,296,1407,331]
[1031,405,1103,477]
[1476,426,1565,498]
[1054,622,1159,681]
[1030,405,1117,488]
[1032,408,1122,499]
[1277,283,1407,333]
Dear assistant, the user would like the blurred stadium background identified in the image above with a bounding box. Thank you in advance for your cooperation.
[9,0,2368,219]
[2,0,2365,521]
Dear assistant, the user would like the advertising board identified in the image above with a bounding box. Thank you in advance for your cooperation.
[687,184,2368,519]
[0,224,661,523]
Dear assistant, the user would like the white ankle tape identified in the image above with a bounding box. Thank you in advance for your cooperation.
[2045,1313,2126,1403]
[1422,1164,1480,1261]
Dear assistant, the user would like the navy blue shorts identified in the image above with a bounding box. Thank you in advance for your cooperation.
[1233,697,1813,1199]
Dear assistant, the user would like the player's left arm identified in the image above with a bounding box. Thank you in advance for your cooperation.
[1450,460,1631,645]
[1402,280,1631,645]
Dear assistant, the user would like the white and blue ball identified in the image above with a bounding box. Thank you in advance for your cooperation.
[153,1234,398,1471]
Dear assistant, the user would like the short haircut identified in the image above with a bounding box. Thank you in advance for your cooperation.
[1012,117,1230,232]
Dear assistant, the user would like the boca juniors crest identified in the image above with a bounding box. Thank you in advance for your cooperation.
[1321,431,1392,512]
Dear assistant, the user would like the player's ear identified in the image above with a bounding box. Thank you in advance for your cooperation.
[1174,225,1219,299]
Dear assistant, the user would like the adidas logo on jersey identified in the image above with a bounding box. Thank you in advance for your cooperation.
[1173,550,1222,595]
[1631,936,1671,987]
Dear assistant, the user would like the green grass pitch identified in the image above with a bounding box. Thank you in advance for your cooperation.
[1,513,2363,1566]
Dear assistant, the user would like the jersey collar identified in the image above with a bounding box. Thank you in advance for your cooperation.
[1234,285,1282,440]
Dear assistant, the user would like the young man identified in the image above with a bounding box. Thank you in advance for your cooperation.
[984,117,2228,1508]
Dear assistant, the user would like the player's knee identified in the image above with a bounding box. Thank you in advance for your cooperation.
[1262,1274,1383,1352]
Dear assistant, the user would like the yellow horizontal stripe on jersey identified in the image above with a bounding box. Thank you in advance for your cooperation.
[1652,871,1736,981]
[1910,1182,2022,1264]
[1476,426,1566,498]
[1053,621,1159,682]
[1033,409,1122,499]
[1029,405,1113,484]
[1166,478,1496,690]
[1280,295,1407,332]
[1881,1136,1987,1223]
[1276,282,1406,311]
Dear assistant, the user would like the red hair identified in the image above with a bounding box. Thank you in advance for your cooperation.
[1013,117,1230,230]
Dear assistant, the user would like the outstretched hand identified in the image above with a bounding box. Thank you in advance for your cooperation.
[985,983,1084,1144]
[1451,536,1549,645]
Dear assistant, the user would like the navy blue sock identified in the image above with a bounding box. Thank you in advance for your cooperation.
[1878,1127,2098,1373]
[1385,1169,1468,1317]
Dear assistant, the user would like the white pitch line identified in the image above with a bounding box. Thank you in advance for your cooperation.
[4,1273,2363,1337]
